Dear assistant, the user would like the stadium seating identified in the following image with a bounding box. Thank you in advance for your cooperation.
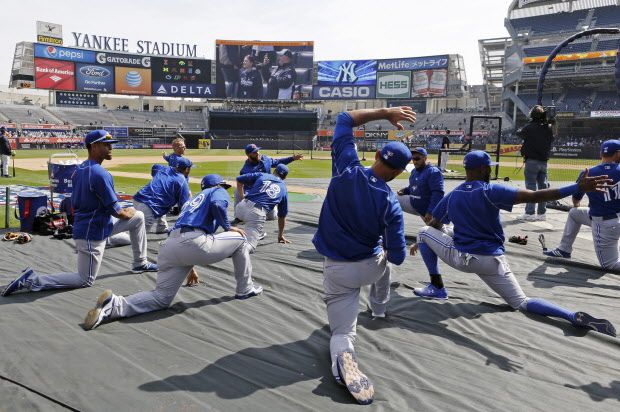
[592,90,619,110]
[596,39,620,51]
[560,89,592,112]
[593,5,620,28]
[510,10,588,35]
[0,104,63,125]
[523,42,592,57]
[0,104,207,129]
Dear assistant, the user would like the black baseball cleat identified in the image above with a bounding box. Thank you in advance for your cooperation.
[336,351,374,405]
[573,312,616,337]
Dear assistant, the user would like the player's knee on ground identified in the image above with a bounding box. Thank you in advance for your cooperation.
[516,296,531,311]
[153,290,176,308]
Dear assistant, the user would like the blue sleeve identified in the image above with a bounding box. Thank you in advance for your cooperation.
[177,181,191,210]
[401,186,411,195]
[92,170,121,214]
[236,172,262,185]
[272,156,294,167]
[431,195,451,224]
[277,195,288,218]
[163,153,170,161]
[210,199,231,231]
[384,197,406,265]
[487,184,518,212]
[427,169,445,213]
[573,170,585,202]
[331,112,361,176]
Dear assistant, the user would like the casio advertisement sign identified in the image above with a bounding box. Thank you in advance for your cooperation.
[376,71,411,99]
[312,85,376,100]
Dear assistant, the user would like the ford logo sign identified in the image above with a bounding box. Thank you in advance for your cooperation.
[80,66,110,78]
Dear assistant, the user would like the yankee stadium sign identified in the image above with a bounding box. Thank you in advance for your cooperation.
[71,32,198,57]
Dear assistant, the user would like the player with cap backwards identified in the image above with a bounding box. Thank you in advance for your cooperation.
[133,157,193,234]
[234,143,303,223]
[542,139,620,270]
[83,174,261,330]
[2,130,157,297]
[162,137,187,168]
[396,147,445,224]
[411,150,616,337]
[313,107,415,405]
[235,163,290,249]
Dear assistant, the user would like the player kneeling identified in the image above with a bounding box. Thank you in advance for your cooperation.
[83,174,261,330]
[412,151,616,337]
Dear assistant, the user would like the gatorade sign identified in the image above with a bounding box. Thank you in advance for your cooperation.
[376,71,411,98]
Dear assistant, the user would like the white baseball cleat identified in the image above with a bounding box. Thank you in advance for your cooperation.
[336,351,374,405]
[83,289,115,330]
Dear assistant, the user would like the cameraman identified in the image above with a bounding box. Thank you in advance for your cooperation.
[516,105,557,221]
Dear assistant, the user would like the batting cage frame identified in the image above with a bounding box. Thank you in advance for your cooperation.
[438,115,502,180]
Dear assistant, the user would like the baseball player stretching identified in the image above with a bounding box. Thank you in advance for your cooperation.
[234,144,302,222]
[412,150,616,337]
[83,174,261,330]
[397,147,444,224]
[133,157,193,234]
[2,130,157,297]
[235,164,290,249]
[162,137,187,167]
[313,107,415,405]
[543,140,620,270]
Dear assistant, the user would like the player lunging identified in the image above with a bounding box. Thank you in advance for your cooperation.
[313,107,415,404]
[411,150,616,337]
[543,140,620,270]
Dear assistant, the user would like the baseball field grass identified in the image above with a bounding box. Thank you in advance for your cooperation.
[0,148,597,228]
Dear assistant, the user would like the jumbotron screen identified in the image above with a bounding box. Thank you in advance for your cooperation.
[215,39,314,100]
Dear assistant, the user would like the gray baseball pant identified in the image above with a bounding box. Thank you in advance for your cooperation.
[235,199,266,251]
[591,214,620,270]
[133,200,169,233]
[418,226,528,309]
[322,253,391,378]
[107,229,254,319]
[1,154,9,176]
[29,211,148,291]
[396,196,454,236]
[396,195,421,216]
[556,208,620,270]
[234,190,277,221]
[557,207,591,254]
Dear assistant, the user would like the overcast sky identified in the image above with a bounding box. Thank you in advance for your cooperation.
[3,0,511,86]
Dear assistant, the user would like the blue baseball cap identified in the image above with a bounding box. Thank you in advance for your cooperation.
[151,164,165,177]
[176,157,193,169]
[245,144,261,154]
[85,130,118,145]
[275,164,289,177]
[380,142,413,170]
[411,147,428,157]
[601,139,620,155]
[201,174,231,190]
[463,150,499,169]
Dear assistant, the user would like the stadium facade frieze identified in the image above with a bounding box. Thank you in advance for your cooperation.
[72,32,198,57]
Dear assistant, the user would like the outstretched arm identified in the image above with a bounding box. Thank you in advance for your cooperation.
[514,169,610,205]
[348,106,416,130]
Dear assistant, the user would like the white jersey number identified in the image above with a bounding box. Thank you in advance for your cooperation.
[603,182,620,202]
[260,181,281,199]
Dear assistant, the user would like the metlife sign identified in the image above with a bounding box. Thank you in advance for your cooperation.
[377,55,449,71]
[152,82,216,97]
[34,43,96,63]
[376,72,411,99]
